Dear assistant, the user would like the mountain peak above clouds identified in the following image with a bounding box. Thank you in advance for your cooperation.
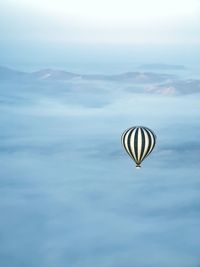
[1,66,199,94]
[31,69,79,80]
[0,66,176,83]
[0,66,27,79]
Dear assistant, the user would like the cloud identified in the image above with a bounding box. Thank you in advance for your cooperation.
[0,66,200,267]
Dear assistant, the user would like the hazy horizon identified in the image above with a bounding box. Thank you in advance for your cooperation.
[1,0,200,73]
[1,43,200,74]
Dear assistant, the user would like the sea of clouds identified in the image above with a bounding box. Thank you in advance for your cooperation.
[0,72,200,267]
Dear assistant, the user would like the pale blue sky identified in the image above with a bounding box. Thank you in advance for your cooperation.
[0,0,200,69]
[1,0,200,44]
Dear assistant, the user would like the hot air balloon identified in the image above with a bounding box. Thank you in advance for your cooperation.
[121,126,156,168]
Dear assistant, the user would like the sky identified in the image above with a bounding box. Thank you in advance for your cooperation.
[1,0,200,44]
[0,0,200,69]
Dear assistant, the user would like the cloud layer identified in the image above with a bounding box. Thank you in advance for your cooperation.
[0,65,200,267]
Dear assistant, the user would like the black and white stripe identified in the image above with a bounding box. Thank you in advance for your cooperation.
[121,126,156,167]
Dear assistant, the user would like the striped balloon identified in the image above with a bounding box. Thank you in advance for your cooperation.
[121,126,156,168]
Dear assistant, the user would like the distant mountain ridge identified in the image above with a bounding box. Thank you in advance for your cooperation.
[0,66,176,83]
[0,66,27,79]
[139,63,186,70]
[0,66,199,94]
[32,69,78,80]
[146,79,200,95]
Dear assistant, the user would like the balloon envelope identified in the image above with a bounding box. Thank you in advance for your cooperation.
[121,126,156,168]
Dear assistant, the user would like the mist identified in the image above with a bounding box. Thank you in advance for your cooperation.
[0,65,200,267]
